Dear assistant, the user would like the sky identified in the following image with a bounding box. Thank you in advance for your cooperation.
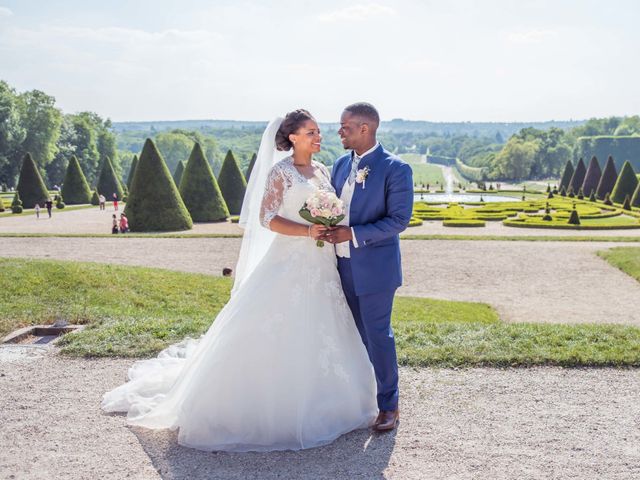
[0,0,639,123]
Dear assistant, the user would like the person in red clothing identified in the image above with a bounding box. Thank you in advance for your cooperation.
[112,193,119,211]
[119,213,129,233]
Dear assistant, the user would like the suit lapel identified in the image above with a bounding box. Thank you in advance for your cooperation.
[350,144,383,206]
[336,157,351,197]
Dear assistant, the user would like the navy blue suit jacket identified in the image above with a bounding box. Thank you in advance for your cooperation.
[331,144,414,296]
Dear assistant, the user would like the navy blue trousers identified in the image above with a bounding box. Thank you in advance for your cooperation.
[337,257,399,411]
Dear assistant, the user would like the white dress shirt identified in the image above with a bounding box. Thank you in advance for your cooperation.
[336,142,379,258]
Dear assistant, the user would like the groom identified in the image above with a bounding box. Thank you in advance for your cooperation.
[324,102,414,431]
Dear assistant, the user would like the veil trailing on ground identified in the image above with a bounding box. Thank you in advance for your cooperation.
[232,117,291,295]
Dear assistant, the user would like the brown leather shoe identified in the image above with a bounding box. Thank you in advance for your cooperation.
[372,409,399,432]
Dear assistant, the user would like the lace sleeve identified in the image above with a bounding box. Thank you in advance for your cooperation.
[260,162,288,228]
[316,162,331,182]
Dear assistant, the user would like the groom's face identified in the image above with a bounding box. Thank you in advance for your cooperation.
[338,111,364,150]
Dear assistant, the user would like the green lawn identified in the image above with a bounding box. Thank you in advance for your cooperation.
[598,247,640,283]
[399,154,445,185]
[1,258,639,366]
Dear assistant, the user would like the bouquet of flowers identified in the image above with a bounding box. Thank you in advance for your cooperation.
[299,190,345,247]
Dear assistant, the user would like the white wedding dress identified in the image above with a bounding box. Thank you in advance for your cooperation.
[102,155,378,452]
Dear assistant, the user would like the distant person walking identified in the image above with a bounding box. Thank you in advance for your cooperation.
[112,193,119,211]
[34,203,40,219]
[45,199,53,218]
[112,214,119,234]
[119,213,129,233]
[99,194,106,211]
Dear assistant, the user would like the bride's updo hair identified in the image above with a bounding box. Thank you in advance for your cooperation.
[275,109,315,151]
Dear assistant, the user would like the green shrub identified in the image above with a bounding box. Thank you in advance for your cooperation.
[245,152,257,181]
[560,185,567,196]
[16,153,49,209]
[91,189,100,206]
[597,155,618,200]
[408,217,423,227]
[604,192,613,206]
[631,178,640,208]
[559,160,574,191]
[610,161,638,204]
[125,138,193,232]
[575,136,640,172]
[217,149,247,215]
[55,193,65,209]
[568,207,581,225]
[61,155,92,205]
[11,192,23,214]
[443,219,486,227]
[589,189,597,202]
[173,160,186,187]
[581,156,602,199]
[622,194,632,211]
[126,155,138,190]
[97,156,124,200]
[569,158,587,194]
[179,143,229,222]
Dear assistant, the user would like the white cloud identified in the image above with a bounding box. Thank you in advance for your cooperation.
[507,29,557,43]
[0,6,13,17]
[318,4,396,23]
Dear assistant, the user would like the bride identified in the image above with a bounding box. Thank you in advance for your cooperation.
[102,109,378,452]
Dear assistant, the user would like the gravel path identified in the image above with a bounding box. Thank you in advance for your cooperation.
[1,350,639,479]
[2,204,640,237]
[2,237,640,326]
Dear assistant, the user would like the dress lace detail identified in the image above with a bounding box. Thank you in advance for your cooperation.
[259,157,334,228]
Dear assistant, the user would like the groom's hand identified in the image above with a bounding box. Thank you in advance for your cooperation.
[324,226,352,244]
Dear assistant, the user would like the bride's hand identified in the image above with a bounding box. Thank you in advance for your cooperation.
[309,224,328,240]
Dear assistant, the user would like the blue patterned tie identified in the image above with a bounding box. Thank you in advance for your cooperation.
[348,154,361,185]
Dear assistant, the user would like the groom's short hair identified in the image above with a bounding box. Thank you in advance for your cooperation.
[344,102,380,129]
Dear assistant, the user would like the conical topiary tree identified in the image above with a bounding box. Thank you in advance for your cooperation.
[17,153,50,209]
[622,194,632,211]
[125,138,192,232]
[610,161,638,204]
[596,155,618,200]
[126,155,138,190]
[91,189,100,206]
[569,158,586,194]
[179,143,229,222]
[61,155,92,205]
[217,149,247,215]
[97,156,124,200]
[559,185,567,196]
[173,160,186,187]
[631,180,640,208]
[559,160,574,191]
[581,156,602,200]
[11,192,23,213]
[568,206,580,225]
[245,152,257,181]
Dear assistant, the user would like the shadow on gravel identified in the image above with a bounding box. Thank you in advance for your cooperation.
[132,425,396,480]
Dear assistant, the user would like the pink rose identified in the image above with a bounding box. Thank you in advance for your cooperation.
[310,208,320,217]
[331,207,342,216]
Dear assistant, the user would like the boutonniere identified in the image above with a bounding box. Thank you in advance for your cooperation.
[355,166,371,189]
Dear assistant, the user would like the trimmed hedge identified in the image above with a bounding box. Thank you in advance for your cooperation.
[610,161,638,204]
[11,192,23,213]
[17,153,50,209]
[455,158,484,181]
[581,156,602,199]
[173,160,186,187]
[61,156,92,205]
[217,149,247,215]
[126,155,138,190]
[179,143,229,222]
[559,160,574,191]
[125,139,193,232]
[596,155,618,200]
[443,219,486,227]
[631,181,640,208]
[575,136,640,172]
[245,153,257,181]
[569,158,587,194]
[97,156,124,200]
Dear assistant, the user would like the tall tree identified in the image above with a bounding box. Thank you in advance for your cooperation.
[17,89,62,171]
[126,155,138,190]
[0,81,26,188]
[559,160,574,191]
[245,152,257,181]
[173,160,186,187]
